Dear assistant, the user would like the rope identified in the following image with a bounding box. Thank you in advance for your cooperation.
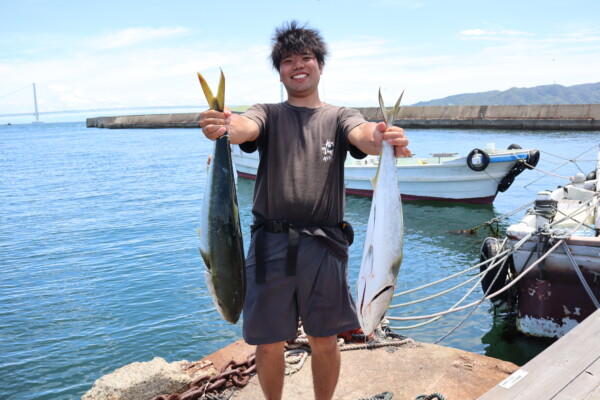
[284,349,309,375]
[388,191,599,324]
[340,338,414,351]
[390,244,512,328]
[359,391,394,400]
[390,272,481,309]
[387,233,559,322]
[465,200,534,233]
[393,262,483,298]
[524,162,572,180]
[434,238,511,343]
[525,144,599,188]
[415,393,447,400]
[201,389,235,400]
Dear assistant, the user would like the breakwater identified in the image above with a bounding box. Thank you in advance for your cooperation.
[86,113,202,129]
[86,104,600,130]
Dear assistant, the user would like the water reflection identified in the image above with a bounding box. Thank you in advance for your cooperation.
[482,312,555,365]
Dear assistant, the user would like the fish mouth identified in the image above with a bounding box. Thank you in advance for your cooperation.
[359,284,395,334]
[359,284,394,315]
[372,285,394,302]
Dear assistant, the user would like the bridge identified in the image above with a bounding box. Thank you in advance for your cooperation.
[0,83,199,122]
[0,105,199,119]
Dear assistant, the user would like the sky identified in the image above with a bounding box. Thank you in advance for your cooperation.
[1,0,600,121]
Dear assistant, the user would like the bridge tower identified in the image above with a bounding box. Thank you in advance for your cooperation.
[32,83,42,123]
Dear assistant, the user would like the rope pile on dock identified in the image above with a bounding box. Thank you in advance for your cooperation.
[285,322,417,362]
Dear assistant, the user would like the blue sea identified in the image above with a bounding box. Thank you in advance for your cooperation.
[1,121,598,399]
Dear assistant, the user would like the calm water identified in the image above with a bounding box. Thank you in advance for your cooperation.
[1,122,597,399]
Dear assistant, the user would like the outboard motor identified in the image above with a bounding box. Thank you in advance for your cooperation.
[533,190,557,227]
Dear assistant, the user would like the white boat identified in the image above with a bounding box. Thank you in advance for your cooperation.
[232,143,539,204]
[480,154,600,338]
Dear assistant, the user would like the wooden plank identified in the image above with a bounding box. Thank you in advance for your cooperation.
[478,309,600,399]
[554,357,600,400]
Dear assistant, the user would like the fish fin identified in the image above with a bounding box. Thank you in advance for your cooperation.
[197,72,215,109]
[216,69,225,112]
[199,248,211,271]
[378,87,390,126]
[378,88,405,127]
[391,90,404,122]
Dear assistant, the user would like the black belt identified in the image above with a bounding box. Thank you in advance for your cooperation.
[251,220,354,284]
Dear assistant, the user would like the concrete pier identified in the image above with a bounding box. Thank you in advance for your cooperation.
[357,103,600,130]
[86,113,202,129]
[86,104,600,130]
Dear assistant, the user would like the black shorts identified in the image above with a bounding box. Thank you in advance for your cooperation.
[242,231,359,345]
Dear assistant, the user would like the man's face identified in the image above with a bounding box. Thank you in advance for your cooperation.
[279,50,323,98]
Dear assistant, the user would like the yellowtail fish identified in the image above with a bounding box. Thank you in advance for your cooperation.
[356,89,405,335]
[197,70,245,324]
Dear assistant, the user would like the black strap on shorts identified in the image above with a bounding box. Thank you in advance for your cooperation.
[251,220,353,284]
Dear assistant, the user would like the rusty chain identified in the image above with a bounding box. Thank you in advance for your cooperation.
[151,353,256,400]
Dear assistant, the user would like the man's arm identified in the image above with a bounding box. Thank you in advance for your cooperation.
[199,107,260,144]
[348,121,411,157]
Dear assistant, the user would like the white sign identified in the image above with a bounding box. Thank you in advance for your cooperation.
[499,369,529,389]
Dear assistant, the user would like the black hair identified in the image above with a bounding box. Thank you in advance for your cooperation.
[270,21,328,72]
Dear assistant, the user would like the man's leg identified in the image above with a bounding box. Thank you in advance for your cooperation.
[255,341,286,400]
[307,334,340,400]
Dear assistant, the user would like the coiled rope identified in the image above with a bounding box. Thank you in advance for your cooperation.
[415,394,447,400]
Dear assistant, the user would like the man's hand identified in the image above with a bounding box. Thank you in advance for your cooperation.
[200,106,232,141]
[374,122,411,157]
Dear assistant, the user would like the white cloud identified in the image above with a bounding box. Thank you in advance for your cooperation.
[460,29,533,39]
[89,27,191,50]
[2,25,600,117]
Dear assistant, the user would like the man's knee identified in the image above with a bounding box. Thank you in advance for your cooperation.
[256,341,286,358]
[307,335,339,354]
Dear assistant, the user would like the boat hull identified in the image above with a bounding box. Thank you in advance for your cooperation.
[232,145,533,204]
[506,236,600,338]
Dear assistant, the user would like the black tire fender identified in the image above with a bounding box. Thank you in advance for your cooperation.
[586,170,597,181]
[526,149,540,170]
[498,174,516,193]
[467,148,490,172]
[479,237,512,299]
[507,143,522,150]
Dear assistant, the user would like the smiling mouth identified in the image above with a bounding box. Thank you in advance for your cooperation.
[292,74,308,80]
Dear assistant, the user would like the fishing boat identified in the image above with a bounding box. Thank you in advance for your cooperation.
[480,153,600,338]
[232,143,540,204]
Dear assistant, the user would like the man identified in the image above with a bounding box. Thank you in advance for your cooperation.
[200,21,410,400]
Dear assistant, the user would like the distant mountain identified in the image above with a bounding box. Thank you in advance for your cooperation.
[411,82,600,106]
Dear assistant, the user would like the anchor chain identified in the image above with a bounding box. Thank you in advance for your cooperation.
[151,354,256,400]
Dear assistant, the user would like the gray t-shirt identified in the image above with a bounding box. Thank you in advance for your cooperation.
[241,102,366,260]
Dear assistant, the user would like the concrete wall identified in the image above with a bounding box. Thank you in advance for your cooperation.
[355,104,600,130]
[86,113,201,129]
[87,104,600,130]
